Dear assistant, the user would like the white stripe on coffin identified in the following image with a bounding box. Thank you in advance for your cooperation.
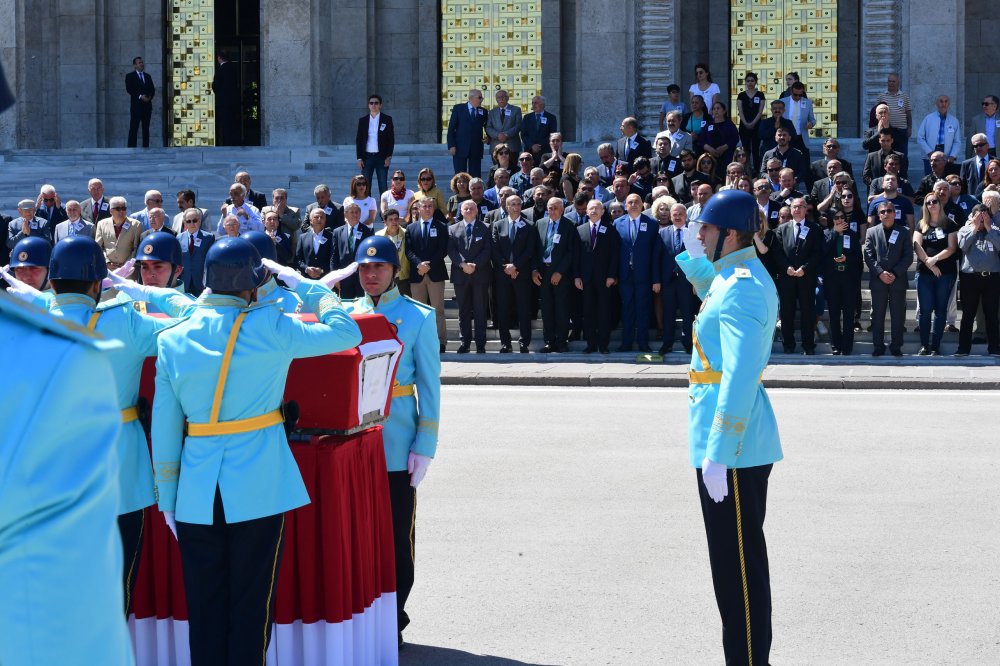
[129,593,397,666]
[129,616,191,666]
[268,592,399,666]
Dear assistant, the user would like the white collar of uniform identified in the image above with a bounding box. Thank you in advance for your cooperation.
[52,292,97,308]
[362,285,401,311]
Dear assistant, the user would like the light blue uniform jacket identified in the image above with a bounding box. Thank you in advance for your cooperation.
[152,282,362,524]
[347,286,440,472]
[140,276,304,317]
[49,293,174,514]
[0,294,135,666]
[676,246,783,468]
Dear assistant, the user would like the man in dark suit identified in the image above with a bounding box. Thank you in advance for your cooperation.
[774,198,823,354]
[492,195,537,353]
[447,88,488,178]
[864,200,912,357]
[448,200,493,353]
[303,184,346,231]
[961,133,992,193]
[809,139,854,185]
[227,172,267,211]
[575,199,620,354]
[330,202,374,299]
[671,150,709,204]
[616,117,653,169]
[356,94,395,200]
[125,56,155,147]
[862,129,908,188]
[177,208,214,296]
[81,178,113,224]
[614,193,661,352]
[520,95,557,165]
[263,210,294,266]
[34,185,68,227]
[809,159,846,203]
[759,127,808,186]
[211,52,241,146]
[406,198,450,351]
[657,208,695,354]
[7,200,54,249]
[756,99,797,156]
[531,198,576,353]
[295,208,335,278]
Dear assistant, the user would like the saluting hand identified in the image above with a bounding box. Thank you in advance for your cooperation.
[101,259,136,290]
[1,265,43,302]
[318,262,358,288]
[262,258,304,288]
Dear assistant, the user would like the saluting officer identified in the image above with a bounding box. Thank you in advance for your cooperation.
[241,230,303,313]
[7,236,53,293]
[113,231,192,315]
[344,235,440,648]
[675,190,783,666]
[46,236,174,615]
[151,238,362,664]
[0,291,135,666]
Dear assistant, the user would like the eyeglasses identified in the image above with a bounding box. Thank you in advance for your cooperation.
[983,102,996,107]
[926,199,940,205]
[835,181,848,186]
[42,197,55,202]
[878,209,894,215]
[826,144,839,149]
[149,198,162,203]
[356,181,368,186]
[973,143,988,149]
[498,150,509,154]
[419,177,432,182]
[184,219,199,224]
[392,176,405,181]
[111,206,127,211]
[369,101,381,106]
[767,167,780,172]
[754,186,769,192]
[841,193,855,199]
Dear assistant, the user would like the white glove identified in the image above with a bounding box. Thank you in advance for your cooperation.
[1,266,43,302]
[320,262,358,289]
[162,511,178,541]
[683,222,705,259]
[101,259,136,290]
[107,271,154,301]
[407,452,432,489]
[701,457,729,503]
[261,258,302,289]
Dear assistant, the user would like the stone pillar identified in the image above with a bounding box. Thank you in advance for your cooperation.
[636,0,678,135]
[261,0,319,145]
[860,0,902,121]
[104,1,164,147]
[906,0,964,154]
[574,0,633,143]
[0,0,17,149]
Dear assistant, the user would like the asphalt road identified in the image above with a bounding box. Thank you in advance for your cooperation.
[399,387,1000,666]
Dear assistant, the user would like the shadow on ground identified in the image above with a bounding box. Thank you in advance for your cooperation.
[400,644,560,666]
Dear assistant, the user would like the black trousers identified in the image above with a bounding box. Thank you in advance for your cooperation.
[958,272,1000,352]
[128,103,152,147]
[176,490,285,666]
[739,127,760,173]
[698,465,773,666]
[454,278,489,348]
[118,509,145,616]
[387,471,416,633]
[538,264,571,345]
[824,270,861,353]
[581,278,614,351]
[660,276,694,349]
[870,277,907,353]
[495,271,533,346]
[778,275,816,350]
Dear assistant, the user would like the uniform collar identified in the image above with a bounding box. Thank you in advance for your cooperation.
[52,293,97,308]
[712,246,758,273]
[197,294,248,308]
[257,277,279,300]
[362,285,400,311]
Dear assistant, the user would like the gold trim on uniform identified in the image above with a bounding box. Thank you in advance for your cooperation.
[315,293,343,319]
[712,411,748,435]
[731,469,754,665]
[157,462,180,481]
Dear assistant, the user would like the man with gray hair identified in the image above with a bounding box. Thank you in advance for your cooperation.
[94,196,143,269]
[216,182,262,235]
[596,142,619,187]
[53,200,95,242]
[132,189,164,230]
[140,207,174,239]
[7,199,53,248]
[961,132,992,192]
[34,184,67,227]
[304,183,345,230]
[81,178,112,224]
[521,95,557,164]
[916,94,962,174]
[446,88,488,178]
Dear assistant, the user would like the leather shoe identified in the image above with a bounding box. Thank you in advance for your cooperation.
[582,346,596,354]
[567,330,581,342]
[456,343,470,354]
[802,348,816,355]
[917,347,931,356]
[476,347,486,354]
[658,344,672,354]
[891,349,903,358]
[541,343,556,353]
[616,344,633,352]
[782,346,795,354]
[499,345,513,354]
[954,349,970,357]
[637,345,652,353]
[600,347,610,354]
[944,324,959,333]
[519,343,530,354]
[439,343,447,354]
[872,349,885,357]
[556,342,569,353]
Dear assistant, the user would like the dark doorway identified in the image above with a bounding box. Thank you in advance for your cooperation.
[214,0,261,146]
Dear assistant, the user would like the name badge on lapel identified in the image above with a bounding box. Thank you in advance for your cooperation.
[379,123,386,131]
[798,225,809,239]
[354,229,363,240]
[122,222,130,231]
[668,160,677,172]
[429,227,438,237]
[850,222,858,232]
[100,202,109,211]
[480,205,489,215]
[553,234,561,244]
[639,222,647,232]
[540,117,548,125]
[598,226,607,234]
[842,235,851,249]
[193,237,202,247]
[323,206,333,214]
[889,230,899,244]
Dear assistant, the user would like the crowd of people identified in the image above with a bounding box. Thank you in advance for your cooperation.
[7,75,1000,357]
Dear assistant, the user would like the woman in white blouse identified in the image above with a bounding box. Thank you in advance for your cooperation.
[688,62,720,109]
[344,174,377,227]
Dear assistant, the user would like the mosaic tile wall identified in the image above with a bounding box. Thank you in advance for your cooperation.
[440,1,542,141]
[168,0,216,147]
[730,0,838,138]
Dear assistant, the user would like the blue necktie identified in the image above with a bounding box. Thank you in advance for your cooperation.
[937,115,946,145]
[466,223,473,249]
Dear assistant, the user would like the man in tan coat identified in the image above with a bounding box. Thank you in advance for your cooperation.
[95,196,143,269]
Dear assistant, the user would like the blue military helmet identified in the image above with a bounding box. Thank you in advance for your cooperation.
[240,230,278,263]
[135,231,183,265]
[9,236,52,269]
[355,235,400,268]
[49,236,109,282]
[697,189,761,233]
[204,237,267,292]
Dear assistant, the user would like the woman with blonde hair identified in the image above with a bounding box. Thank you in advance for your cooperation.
[376,207,411,295]
[561,153,583,200]
[913,193,959,354]
[411,167,448,218]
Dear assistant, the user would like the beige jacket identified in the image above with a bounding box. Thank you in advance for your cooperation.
[95,217,144,267]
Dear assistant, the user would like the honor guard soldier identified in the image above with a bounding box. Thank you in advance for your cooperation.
[6,235,53,297]
[0,291,135,666]
[47,236,174,616]
[344,235,440,648]
[151,238,361,664]
[675,190,783,666]
[119,230,192,315]
[241,230,303,313]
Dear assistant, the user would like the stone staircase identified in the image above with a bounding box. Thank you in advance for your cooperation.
[2,140,987,358]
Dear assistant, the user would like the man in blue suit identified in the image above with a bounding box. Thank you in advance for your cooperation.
[330,202,374,299]
[614,193,661,351]
[178,208,215,296]
[657,203,695,354]
[447,88,488,178]
[520,95,558,165]
[405,198,450,351]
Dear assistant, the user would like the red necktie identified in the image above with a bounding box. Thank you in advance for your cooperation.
[93,201,99,220]
[188,235,195,254]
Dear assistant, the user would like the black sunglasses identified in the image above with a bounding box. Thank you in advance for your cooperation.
[392,176,405,181]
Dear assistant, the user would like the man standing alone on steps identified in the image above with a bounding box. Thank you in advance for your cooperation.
[126,56,155,147]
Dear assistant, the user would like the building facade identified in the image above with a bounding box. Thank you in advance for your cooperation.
[0,0,994,151]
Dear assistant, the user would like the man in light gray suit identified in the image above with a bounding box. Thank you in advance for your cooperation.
[969,94,1000,157]
[485,89,522,155]
[780,81,816,163]
[864,200,913,357]
[53,200,96,242]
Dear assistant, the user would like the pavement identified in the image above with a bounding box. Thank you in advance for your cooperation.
[441,352,1000,390]
[402,386,1000,665]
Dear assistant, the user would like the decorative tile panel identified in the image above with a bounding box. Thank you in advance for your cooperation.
[168,0,215,147]
[441,1,542,141]
[730,0,838,138]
